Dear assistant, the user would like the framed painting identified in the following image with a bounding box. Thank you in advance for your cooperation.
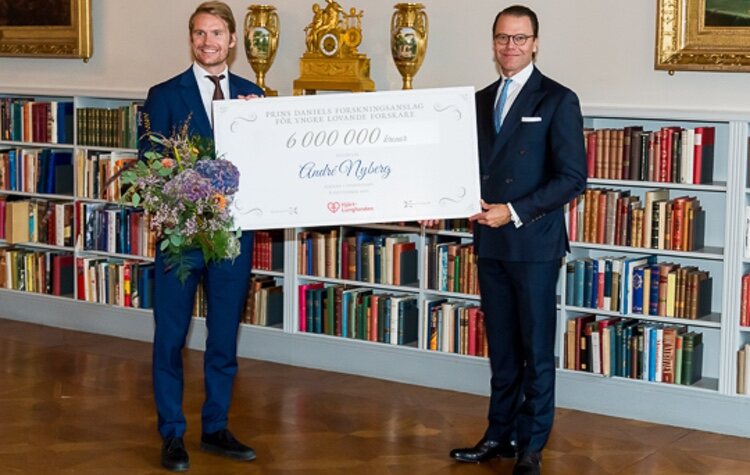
[656,0,750,72]
[0,0,91,60]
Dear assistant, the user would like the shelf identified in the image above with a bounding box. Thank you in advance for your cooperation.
[587,178,727,192]
[251,269,284,278]
[571,242,724,261]
[295,327,420,350]
[0,287,77,303]
[558,368,719,392]
[74,196,119,205]
[0,140,74,149]
[422,288,481,301]
[240,321,283,330]
[349,222,473,238]
[424,228,473,238]
[0,190,76,200]
[563,305,722,329]
[739,326,750,334]
[352,223,421,233]
[8,242,74,253]
[79,145,138,154]
[78,250,154,262]
[297,274,420,293]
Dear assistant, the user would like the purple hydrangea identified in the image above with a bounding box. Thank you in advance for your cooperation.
[163,169,213,201]
[194,159,240,195]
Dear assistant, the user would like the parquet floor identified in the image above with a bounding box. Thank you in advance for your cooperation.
[1,318,750,474]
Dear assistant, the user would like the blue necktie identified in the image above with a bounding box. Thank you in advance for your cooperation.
[493,78,512,133]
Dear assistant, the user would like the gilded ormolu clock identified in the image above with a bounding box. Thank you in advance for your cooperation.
[293,0,375,95]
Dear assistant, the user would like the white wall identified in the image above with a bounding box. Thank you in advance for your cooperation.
[1,0,749,112]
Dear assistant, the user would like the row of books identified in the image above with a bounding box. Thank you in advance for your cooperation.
[0,98,74,144]
[565,255,712,319]
[75,202,156,257]
[569,188,705,251]
[242,275,283,326]
[423,299,487,357]
[0,148,74,195]
[75,257,154,309]
[188,275,284,324]
[424,237,479,295]
[428,218,473,233]
[1,198,74,247]
[565,315,704,385]
[73,149,136,201]
[745,206,750,259]
[252,230,283,272]
[298,229,418,287]
[298,282,418,345]
[584,126,715,184]
[76,104,141,149]
[0,249,73,296]
[737,343,750,395]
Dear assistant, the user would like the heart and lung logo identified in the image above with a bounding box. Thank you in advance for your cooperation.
[327,202,341,213]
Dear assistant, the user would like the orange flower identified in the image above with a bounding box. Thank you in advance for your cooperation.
[213,193,227,210]
[161,158,175,168]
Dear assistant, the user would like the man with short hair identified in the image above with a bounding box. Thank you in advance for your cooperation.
[140,1,264,471]
[450,5,587,475]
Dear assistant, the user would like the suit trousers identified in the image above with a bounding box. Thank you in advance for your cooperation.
[152,231,253,439]
[478,257,560,453]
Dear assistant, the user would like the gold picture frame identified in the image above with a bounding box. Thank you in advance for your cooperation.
[656,0,750,72]
[0,0,92,60]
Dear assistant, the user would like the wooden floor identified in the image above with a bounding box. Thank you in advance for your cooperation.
[2,319,750,475]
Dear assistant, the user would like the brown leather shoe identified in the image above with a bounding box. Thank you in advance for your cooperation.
[450,438,517,463]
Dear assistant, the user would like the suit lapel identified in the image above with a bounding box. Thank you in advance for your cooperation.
[178,68,212,137]
[478,81,500,171]
[488,68,546,166]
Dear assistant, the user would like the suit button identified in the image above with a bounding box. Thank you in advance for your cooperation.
[482,174,489,181]
[505,178,513,183]
[519,150,526,155]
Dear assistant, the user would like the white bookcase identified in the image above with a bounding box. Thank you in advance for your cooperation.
[2,96,750,437]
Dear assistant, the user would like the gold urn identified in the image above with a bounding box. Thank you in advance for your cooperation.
[244,4,280,96]
[390,3,428,90]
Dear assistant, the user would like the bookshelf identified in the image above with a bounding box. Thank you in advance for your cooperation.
[2,95,750,437]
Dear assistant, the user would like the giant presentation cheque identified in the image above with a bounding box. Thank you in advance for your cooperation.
[213,87,481,230]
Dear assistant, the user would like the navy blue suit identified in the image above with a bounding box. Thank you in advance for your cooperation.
[474,67,586,452]
[140,67,264,439]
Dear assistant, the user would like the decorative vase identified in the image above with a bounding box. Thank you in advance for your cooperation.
[390,3,428,90]
[244,5,279,96]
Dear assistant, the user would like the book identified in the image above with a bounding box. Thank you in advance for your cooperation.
[681,331,704,385]
[692,127,715,184]
[51,254,74,297]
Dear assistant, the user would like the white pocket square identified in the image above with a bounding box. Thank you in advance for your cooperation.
[521,116,542,122]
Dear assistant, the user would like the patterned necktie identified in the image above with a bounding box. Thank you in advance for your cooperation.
[206,74,226,101]
[493,78,512,133]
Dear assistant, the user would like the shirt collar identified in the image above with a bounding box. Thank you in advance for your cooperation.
[192,62,229,83]
[500,62,534,88]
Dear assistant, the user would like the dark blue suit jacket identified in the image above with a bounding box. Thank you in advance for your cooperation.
[140,67,264,146]
[474,67,587,262]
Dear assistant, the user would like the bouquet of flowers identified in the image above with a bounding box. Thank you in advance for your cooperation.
[121,119,241,281]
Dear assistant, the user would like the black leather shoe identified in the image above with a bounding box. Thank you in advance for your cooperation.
[161,436,189,472]
[513,451,542,475]
[450,438,517,463]
[200,429,256,461]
